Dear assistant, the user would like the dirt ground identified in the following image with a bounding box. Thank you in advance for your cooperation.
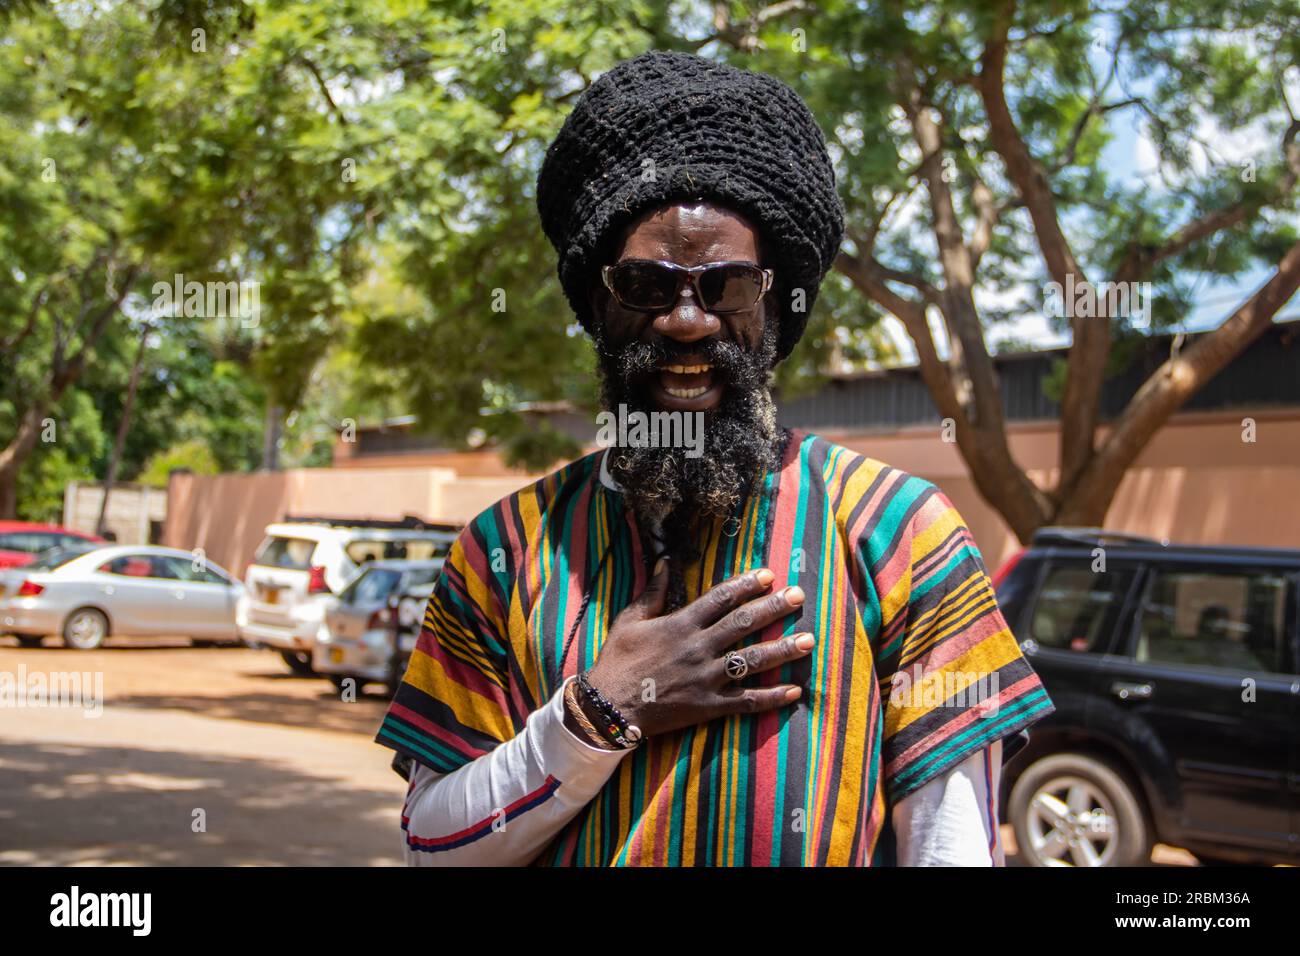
[0,636,405,866]
[0,634,1196,867]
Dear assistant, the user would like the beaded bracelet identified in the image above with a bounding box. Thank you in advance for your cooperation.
[576,672,643,749]
[563,678,621,751]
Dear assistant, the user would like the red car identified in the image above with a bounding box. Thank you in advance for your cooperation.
[0,522,104,570]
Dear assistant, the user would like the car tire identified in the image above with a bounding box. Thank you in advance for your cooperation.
[62,608,109,651]
[1009,752,1150,867]
[279,650,315,675]
[16,635,44,648]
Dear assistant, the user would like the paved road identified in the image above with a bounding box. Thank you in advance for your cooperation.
[0,637,405,866]
[0,634,1196,867]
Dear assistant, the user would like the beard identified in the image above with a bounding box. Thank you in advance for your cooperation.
[592,317,784,609]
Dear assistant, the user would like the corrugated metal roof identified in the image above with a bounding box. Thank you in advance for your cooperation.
[349,321,1300,456]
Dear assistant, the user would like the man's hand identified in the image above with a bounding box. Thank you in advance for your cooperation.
[580,559,811,739]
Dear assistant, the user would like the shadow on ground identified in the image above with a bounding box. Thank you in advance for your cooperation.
[110,689,390,736]
[0,740,402,866]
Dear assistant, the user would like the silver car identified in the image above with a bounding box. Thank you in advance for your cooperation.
[0,544,243,649]
[313,560,442,690]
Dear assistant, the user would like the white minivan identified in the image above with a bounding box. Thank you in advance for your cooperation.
[235,520,457,673]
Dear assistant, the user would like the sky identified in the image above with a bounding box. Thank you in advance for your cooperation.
[880,27,1300,365]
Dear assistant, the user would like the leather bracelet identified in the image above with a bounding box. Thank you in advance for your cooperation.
[563,678,621,751]
[576,672,642,749]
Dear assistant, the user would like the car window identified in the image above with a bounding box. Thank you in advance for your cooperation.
[199,565,232,585]
[404,564,442,588]
[1029,562,1136,653]
[99,554,177,579]
[341,568,403,605]
[0,531,63,553]
[1135,567,1289,674]
[27,546,95,571]
[254,536,317,570]
[160,556,230,584]
[344,537,451,564]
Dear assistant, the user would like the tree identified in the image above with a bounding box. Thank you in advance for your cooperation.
[689,0,1299,539]
[0,1,369,514]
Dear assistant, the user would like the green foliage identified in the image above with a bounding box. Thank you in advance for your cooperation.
[3,0,1297,509]
[137,439,221,487]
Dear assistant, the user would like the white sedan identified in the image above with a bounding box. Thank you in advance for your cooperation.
[0,544,243,649]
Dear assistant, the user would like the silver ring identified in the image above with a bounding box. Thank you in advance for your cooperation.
[724,650,749,680]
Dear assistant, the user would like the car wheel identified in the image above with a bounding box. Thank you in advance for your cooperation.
[1009,752,1150,867]
[62,608,109,651]
[279,649,315,675]
[16,635,44,648]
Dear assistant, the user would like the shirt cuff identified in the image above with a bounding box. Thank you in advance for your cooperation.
[528,677,629,797]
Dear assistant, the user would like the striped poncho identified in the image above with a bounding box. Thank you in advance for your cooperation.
[376,430,1053,865]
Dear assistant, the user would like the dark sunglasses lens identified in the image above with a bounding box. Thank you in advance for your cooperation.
[610,263,677,309]
[698,264,764,311]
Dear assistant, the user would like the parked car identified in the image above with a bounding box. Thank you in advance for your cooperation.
[0,521,104,570]
[313,559,443,692]
[0,544,243,649]
[993,527,1300,867]
[236,519,457,674]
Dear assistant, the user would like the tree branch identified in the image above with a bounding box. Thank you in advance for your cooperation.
[296,55,349,127]
[979,1,1105,500]
[1066,238,1300,520]
[1115,119,1300,284]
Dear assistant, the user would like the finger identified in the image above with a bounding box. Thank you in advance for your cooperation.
[621,556,671,622]
[678,567,776,629]
[704,586,805,652]
[714,684,802,716]
[718,632,814,682]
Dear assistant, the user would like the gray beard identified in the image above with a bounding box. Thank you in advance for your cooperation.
[593,321,783,608]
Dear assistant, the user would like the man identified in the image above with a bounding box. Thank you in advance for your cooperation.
[376,51,1054,866]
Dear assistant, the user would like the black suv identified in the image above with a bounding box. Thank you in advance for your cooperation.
[994,528,1299,867]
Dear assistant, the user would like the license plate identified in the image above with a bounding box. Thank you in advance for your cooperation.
[329,648,344,664]
[261,586,280,605]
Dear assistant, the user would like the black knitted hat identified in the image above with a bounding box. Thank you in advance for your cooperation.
[536,50,844,361]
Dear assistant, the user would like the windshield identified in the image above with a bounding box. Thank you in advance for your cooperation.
[254,536,316,570]
[26,546,96,571]
[340,568,403,605]
[344,537,453,563]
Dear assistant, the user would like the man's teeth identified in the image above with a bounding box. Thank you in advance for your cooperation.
[665,386,708,399]
[664,363,712,374]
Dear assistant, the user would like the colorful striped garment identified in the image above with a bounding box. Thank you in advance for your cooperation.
[376,429,1054,865]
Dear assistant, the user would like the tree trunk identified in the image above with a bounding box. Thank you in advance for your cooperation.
[261,403,283,471]
[96,327,149,536]
[0,406,52,519]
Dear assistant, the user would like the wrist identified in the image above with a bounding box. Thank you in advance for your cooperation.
[576,671,643,748]
[562,678,621,750]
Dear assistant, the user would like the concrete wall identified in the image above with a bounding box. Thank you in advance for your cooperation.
[824,407,1300,568]
[162,467,540,579]
[63,482,168,545]
[166,406,1300,580]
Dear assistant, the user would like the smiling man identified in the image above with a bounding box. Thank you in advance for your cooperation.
[376,51,1054,866]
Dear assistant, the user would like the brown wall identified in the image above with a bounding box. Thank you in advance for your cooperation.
[170,407,1300,579]
[162,467,538,579]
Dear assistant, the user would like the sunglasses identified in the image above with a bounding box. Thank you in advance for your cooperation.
[601,259,774,314]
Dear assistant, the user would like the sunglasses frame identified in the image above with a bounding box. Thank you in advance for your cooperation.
[601,258,774,314]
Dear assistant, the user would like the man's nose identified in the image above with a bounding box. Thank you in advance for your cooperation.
[650,286,721,343]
